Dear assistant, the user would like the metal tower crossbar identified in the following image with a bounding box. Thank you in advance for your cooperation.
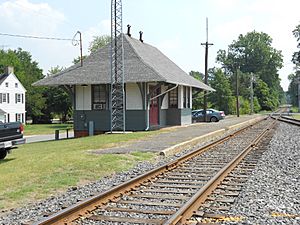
[110,0,125,132]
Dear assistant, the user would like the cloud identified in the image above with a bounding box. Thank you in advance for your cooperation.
[0,0,111,73]
[156,37,181,52]
[0,0,66,35]
[213,16,255,46]
[0,0,76,74]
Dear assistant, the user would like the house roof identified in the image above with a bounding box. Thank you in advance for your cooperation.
[0,108,6,114]
[0,74,9,85]
[0,72,26,92]
[34,34,214,91]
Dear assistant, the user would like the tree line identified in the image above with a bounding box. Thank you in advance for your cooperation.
[192,30,285,115]
[287,24,300,108]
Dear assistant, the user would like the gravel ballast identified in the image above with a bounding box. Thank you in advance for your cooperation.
[223,122,300,225]
[1,119,299,225]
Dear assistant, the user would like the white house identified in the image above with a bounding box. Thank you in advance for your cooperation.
[0,66,26,123]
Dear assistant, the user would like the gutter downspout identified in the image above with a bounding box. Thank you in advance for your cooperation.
[145,84,179,131]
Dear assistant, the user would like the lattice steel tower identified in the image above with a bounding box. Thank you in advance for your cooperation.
[110,0,125,132]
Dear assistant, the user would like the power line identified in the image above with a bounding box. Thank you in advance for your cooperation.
[0,32,77,41]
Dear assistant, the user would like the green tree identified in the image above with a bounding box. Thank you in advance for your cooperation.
[0,48,46,122]
[292,24,300,67]
[208,68,235,114]
[239,97,251,115]
[72,55,87,64]
[289,24,300,108]
[190,71,205,109]
[88,35,110,53]
[189,71,204,81]
[254,79,276,110]
[287,72,300,107]
[216,31,284,110]
[44,66,72,122]
[253,97,261,113]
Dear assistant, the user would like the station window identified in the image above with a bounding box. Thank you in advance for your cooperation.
[5,82,8,87]
[168,87,178,108]
[92,84,107,110]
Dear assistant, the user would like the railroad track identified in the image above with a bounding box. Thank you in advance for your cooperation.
[277,116,300,126]
[34,117,277,225]
[184,123,276,224]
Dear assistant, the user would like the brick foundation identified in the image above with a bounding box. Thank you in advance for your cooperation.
[74,130,105,138]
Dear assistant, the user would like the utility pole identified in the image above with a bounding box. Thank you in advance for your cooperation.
[201,18,213,122]
[236,67,240,117]
[250,72,254,114]
[297,77,300,113]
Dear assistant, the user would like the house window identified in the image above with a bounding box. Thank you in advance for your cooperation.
[16,113,22,122]
[15,93,21,103]
[5,82,8,87]
[2,93,6,103]
[15,83,18,88]
[92,84,107,110]
[168,87,178,108]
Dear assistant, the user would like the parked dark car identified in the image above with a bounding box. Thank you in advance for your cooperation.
[0,121,25,159]
[192,109,225,122]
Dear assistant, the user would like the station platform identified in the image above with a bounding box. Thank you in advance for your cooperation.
[91,114,264,156]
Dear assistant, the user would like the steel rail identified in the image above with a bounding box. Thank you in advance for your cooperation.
[278,116,300,126]
[163,119,277,225]
[33,117,266,225]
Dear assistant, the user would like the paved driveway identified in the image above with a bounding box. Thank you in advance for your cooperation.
[24,131,74,143]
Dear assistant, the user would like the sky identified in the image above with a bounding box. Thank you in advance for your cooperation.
[0,0,299,91]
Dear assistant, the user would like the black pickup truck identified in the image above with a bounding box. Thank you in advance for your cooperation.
[0,121,25,159]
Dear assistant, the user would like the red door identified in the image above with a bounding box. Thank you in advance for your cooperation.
[149,86,159,126]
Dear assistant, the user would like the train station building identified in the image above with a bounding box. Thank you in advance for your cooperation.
[34,33,214,137]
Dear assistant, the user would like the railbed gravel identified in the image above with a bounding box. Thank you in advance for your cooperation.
[222,122,300,225]
[0,118,287,225]
[0,128,229,225]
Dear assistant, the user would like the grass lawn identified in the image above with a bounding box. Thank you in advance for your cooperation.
[293,114,300,119]
[0,131,159,210]
[24,124,73,136]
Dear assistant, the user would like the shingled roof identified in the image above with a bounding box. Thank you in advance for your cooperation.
[34,34,214,91]
[0,74,9,85]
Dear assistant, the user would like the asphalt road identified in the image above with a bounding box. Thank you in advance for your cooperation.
[24,131,74,143]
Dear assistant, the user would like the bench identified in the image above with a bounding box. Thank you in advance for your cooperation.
[55,129,71,140]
